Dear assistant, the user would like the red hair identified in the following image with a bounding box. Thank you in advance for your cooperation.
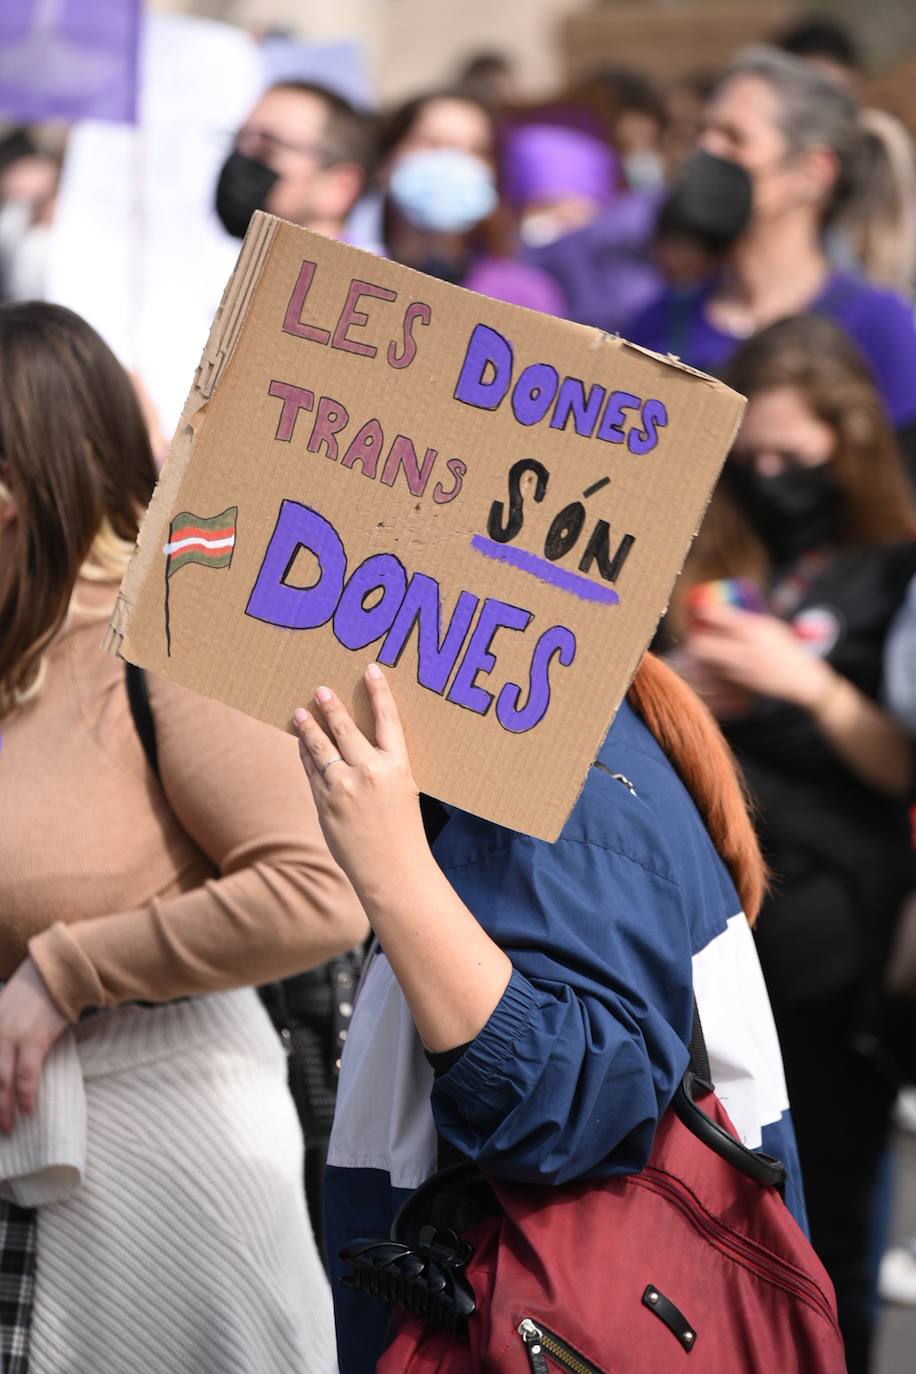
[627,653,766,923]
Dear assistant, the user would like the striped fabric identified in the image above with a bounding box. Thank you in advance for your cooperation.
[164,507,237,576]
[27,990,335,1374]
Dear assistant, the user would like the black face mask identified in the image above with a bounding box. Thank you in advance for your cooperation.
[417,253,470,286]
[215,150,279,239]
[657,150,753,254]
[725,462,842,566]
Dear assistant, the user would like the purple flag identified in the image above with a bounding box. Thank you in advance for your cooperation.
[0,0,140,125]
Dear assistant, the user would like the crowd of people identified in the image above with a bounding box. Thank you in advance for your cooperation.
[1,10,916,1374]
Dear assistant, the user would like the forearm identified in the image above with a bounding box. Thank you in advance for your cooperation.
[357,854,512,1053]
[801,666,913,797]
[28,855,369,1020]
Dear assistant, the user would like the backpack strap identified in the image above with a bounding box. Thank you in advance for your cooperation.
[687,998,713,1089]
[678,1000,787,1194]
[124,662,160,781]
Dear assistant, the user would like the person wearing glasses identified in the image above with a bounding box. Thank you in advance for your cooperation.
[214,80,374,244]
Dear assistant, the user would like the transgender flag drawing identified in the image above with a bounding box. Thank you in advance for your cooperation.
[163,506,237,654]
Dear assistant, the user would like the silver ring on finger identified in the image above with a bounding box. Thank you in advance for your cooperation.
[319,754,345,780]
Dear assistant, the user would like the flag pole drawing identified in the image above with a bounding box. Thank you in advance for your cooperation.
[163,506,237,655]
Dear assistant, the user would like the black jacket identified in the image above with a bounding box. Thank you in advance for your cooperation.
[724,542,916,1011]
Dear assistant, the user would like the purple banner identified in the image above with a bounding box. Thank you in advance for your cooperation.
[0,0,140,125]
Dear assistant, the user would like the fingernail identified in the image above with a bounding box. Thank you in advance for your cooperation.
[367,663,382,681]
[315,686,332,705]
[292,708,309,729]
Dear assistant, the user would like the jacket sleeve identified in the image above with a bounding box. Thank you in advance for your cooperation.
[29,674,368,1020]
[429,832,693,1185]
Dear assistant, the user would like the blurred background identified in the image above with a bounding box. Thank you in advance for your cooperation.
[154,0,916,100]
[5,0,916,440]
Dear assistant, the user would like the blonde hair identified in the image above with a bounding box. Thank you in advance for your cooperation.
[76,518,137,588]
[834,109,916,292]
[4,511,137,711]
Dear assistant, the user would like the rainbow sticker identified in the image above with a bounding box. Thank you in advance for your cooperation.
[686,578,767,615]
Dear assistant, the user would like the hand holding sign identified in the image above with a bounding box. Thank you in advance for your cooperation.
[293,663,515,1055]
[293,665,425,895]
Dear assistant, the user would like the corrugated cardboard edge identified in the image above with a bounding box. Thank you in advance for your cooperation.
[591,329,735,388]
[104,211,279,658]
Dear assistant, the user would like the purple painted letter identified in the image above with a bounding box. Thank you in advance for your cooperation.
[246,501,345,629]
[496,626,576,733]
[453,324,513,411]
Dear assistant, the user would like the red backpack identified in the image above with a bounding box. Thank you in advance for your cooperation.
[342,1014,846,1373]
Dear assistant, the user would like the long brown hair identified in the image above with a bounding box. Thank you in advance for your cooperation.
[671,314,916,632]
[376,87,513,259]
[627,653,766,923]
[0,302,157,714]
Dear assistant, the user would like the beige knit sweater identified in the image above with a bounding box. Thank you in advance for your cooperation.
[0,576,367,1020]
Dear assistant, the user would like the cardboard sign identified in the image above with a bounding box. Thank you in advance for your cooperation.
[107,213,744,840]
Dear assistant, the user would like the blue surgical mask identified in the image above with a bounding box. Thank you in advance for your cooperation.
[623,149,666,193]
[389,149,498,234]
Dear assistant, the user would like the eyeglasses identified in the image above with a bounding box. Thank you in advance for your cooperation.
[234,127,338,167]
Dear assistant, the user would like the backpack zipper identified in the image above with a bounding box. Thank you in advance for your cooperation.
[518,1319,605,1374]
[635,1166,840,1332]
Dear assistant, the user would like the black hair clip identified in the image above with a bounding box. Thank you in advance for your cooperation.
[340,1224,477,1338]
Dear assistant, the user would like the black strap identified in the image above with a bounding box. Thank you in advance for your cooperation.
[124,662,160,780]
[688,999,712,1089]
[673,1075,787,1191]
[679,1002,786,1193]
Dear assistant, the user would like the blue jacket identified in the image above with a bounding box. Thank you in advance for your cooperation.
[325,699,806,1374]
